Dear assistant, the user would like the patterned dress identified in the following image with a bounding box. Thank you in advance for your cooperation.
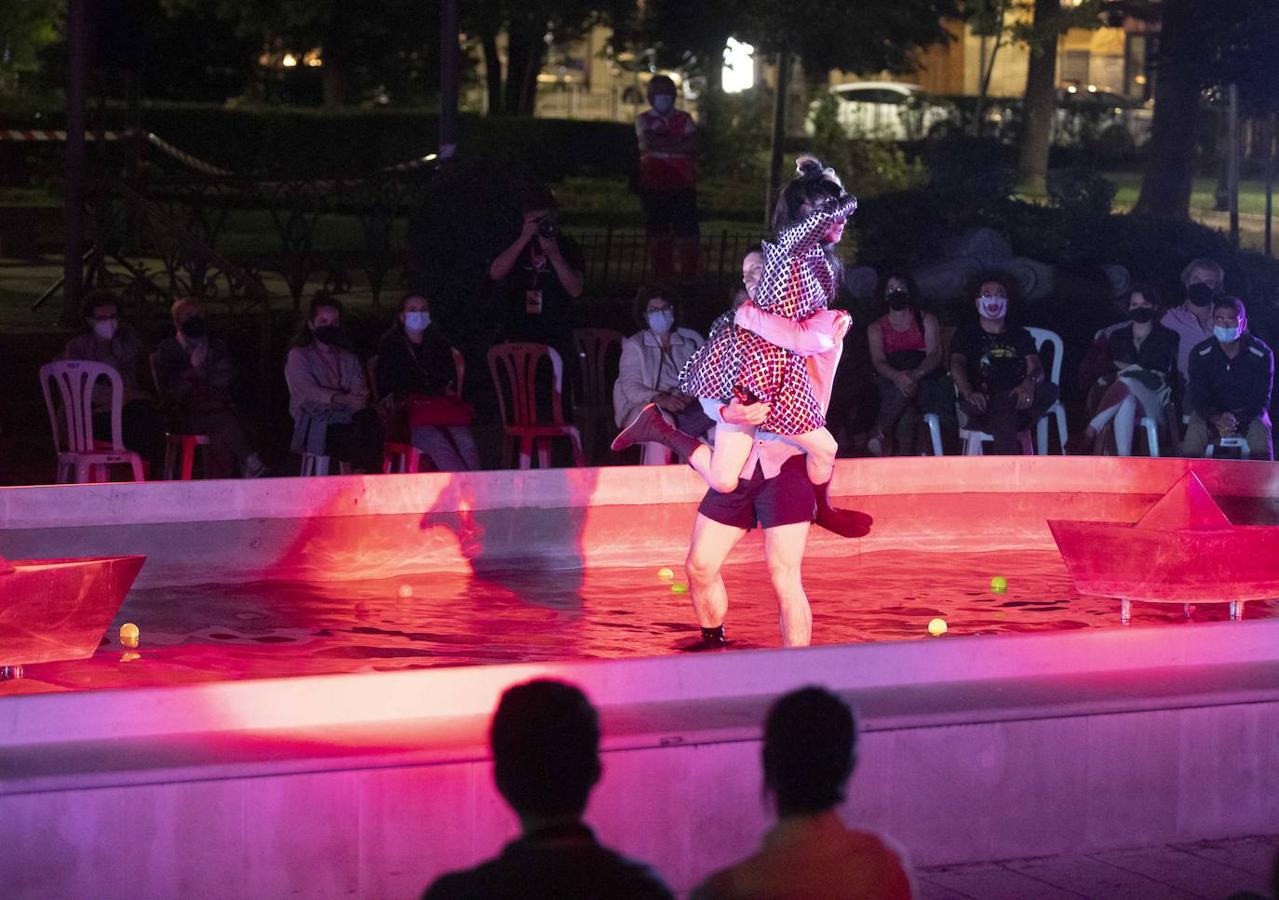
[679,195,856,435]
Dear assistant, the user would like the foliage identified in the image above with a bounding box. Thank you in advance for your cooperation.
[0,0,60,92]
[808,95,927,197]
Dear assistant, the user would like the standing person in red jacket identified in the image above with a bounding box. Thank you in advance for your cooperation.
[635,75,700,282]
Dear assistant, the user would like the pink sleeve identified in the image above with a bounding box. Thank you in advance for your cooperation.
[734,305,844,357]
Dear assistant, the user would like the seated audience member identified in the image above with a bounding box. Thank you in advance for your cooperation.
[948,277,1058,454]
[1163,257,1224,388]
[284,292,382,473]
[1180,296,1273,460]
[423,679,673,900]
[375,293,480,471]
[613,285,709,465]
[153,297,265,477]
[692,687,914,900]
[865,272,944,456]
[62,288,164,466]
[1069,283,1178,456]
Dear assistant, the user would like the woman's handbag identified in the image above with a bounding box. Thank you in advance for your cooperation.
[405,394,474,427]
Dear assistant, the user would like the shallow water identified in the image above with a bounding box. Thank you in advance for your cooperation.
[8,549,1277,693]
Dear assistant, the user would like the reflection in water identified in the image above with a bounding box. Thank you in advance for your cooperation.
[8,549,1277,693]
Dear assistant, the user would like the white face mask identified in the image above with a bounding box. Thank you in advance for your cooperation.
[647,310,674,334]
[404,311,430,333]
[92,318,118,341]
[1214,324,1243,344]
[978,296,1008,320]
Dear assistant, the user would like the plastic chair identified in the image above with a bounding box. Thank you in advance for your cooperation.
[40,360,145,483]
[369,348,467,474]
[300,453,352,476]
[571,328,623,464]
[922,413,944,456]
[149,351,213,480]
[1026,327,1068,455]
[488,342,585,469]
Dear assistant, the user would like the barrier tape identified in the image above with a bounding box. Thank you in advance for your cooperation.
[1,128,438,181]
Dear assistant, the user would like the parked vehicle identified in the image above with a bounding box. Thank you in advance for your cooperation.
[805,82,959,141]
[986,85,1152,152]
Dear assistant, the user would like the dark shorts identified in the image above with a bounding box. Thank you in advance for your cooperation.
[697,452,816,531]
[640,188,700,237]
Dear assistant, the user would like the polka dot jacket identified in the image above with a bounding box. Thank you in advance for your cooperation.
[679,194,856,435]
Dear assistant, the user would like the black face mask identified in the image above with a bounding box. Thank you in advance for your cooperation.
[1187,283,1215,307]
[179,315,208,339]
[1128,307,1156,324]
[312,324,343,345]
[886,290,910,311]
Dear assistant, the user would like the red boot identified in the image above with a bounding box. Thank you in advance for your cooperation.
[813,480,873,538]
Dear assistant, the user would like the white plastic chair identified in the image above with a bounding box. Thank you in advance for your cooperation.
[1207,436,1250,459]
[1026,327,1068,455]
[922,413,944,456]
[40,360,145,483]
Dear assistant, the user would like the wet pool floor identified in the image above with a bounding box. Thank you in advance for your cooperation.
[6,549,1277,694]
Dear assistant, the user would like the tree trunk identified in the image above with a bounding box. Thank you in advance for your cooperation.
[482,31,502,116]
[503,24,532,115]
[515,39,545,116]
[322,65,349,106]
[1133,0,1202,219]
[1016,0,1059,197]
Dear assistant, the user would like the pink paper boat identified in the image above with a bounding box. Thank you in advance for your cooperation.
[1048,472,1279,622]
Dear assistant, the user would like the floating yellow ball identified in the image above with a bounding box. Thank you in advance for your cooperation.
[397,584,413,599]
[990,576,1008,594]
[657,567,675,581]
[670,582,689,594]
[927,617,948,637]
[119,623,140,644]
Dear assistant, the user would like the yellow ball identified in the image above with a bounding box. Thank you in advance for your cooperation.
[120,651,141,663]
[397,584,413,599]
[990,576,1007,594]
[119,623,140,643]
[657,567,675,581]
[670,582,689,594]
[927,617,948,637]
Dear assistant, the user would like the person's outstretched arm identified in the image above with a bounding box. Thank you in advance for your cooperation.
[774,193,857,258]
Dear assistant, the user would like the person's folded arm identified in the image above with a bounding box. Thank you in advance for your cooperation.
[284,348,338,408]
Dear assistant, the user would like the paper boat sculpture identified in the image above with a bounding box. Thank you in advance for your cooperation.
[0,552,145,670]
[1048,472,1279,622]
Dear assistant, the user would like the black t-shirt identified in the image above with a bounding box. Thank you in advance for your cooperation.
[492,234,585,348]
[423,823,673,900]
[952,323,1038,392]
[375,327,456,400]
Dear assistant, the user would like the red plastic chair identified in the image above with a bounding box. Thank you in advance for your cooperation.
[571,327,623,464]
[487,342,585,469]
[40,360,145,483]
[149,351,212,480]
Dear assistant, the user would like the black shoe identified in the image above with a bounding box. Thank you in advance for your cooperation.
[814,480,873,538]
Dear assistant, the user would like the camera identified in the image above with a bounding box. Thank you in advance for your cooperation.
[536,217,558,240]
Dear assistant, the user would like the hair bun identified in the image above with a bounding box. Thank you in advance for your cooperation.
[795,155,825,180]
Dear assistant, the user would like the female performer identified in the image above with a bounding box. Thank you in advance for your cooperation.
[613,156,857,528]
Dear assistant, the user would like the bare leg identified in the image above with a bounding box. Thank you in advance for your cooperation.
[763,521,813,647]
[688,428,755,494]
[784,427,838,485]
[685,512,748,629]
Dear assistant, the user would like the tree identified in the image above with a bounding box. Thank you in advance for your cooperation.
[0,0,60,91]
[1133,0,1278,219]
[967,0,1014,137]
[464,0,633,116]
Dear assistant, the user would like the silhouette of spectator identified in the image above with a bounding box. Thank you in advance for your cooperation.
[692,687,914,900]
[865,271,946,456]
[153,297,265,477]
[62,288,164,468]
[284,292,382,473]
[423,679,673,900]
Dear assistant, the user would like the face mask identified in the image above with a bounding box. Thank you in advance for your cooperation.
[652,94,675,113]
[312,324,342,345]
[1128,307,1155,324]
[886,290,910,311]
[404,311,430,333]
[179,315,207,339]
[978,296,1007,320]
[92,319,118,341]
[1187,283,1215,307]
[647,310,674,334]
[1214,324,1243,343]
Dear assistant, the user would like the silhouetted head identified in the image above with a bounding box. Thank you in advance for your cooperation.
[491,679,602,819]
[763,686,857,817]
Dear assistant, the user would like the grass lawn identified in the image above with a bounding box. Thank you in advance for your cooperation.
[1105,170,1276,217]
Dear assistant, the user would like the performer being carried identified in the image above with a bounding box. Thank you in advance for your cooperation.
[613,156,862,535]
